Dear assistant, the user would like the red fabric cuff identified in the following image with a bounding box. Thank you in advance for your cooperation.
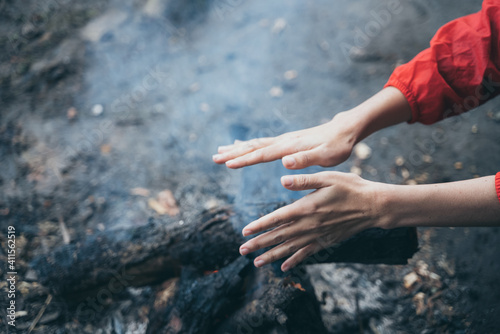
[383,79,420,124]
[496,172,500,204]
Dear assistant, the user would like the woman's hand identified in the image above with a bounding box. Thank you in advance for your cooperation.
[212,112,358,170]
[213,88,412,170]
[238,172,390,272]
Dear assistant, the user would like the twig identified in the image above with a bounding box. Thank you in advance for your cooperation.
[28,294,52,334]
[58,214,71,244]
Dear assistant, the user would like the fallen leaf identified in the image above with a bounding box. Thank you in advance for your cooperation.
[148,190,180,216]
[413,292,426,315]
[403,271,419,289]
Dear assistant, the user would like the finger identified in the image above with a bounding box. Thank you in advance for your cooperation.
[280,172,332,191]
[281,147,323,169]
[225,144,289,169]
[280,242,322,272]
[240,221,310,255]
[212,138,273,164]
[253,235,315,268]
[242,202,304,237]
[217,140,248,154]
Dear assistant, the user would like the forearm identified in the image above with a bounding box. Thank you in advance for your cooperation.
[338,87,412,145]
[380,176,500,228]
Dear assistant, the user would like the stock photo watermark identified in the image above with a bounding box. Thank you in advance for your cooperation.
[5,226,17,327]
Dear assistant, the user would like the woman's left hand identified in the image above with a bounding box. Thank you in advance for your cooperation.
[239,171,390,272]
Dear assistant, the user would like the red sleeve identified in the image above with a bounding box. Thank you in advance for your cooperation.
[496,172,500,204]
[384,0,500,124]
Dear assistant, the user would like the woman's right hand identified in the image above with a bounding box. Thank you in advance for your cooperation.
[212,111,358,170]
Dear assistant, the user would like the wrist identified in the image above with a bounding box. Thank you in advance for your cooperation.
[370,182,401,230]
[330,110,366,147]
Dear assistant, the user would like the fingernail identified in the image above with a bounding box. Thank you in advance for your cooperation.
[242,229,253,236]
[240,247,249,256]
[283,156,296,167]
[226,160,235,167]
[281,263,290,272]
[213,154,222,161]
[282,176,293,187]
[254,259,265,267]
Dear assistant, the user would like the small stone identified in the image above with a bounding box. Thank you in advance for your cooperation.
[15,310,28,318]
[454,161,463,170]
[199,103,210,113]
[401,168,410,180]
[423,154,433,163]
[204,198,219,210]
[284,70,298,80]
[471,124,478,133]
[269,86,283,98]
[353,142,372,160]
[406,179,417,185]
[67,107,78,120]
[91,104,104,116]
[395,156,405,166]
[272,18,287,34]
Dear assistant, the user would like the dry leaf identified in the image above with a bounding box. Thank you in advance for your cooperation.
[148,198,168,215]
[149,190,180,216]
[413,292,426,315]
[403,271,419,289]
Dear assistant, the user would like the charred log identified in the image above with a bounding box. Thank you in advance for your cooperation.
[147,257,327,334]
[32,206,418,299]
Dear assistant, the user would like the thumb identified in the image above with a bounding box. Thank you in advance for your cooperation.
[282,148,322,169]
[281,173,331,190]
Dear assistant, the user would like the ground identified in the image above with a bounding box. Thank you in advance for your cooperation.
[1,0,500,333]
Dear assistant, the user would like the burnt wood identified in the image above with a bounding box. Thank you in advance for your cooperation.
[32,206,418,298]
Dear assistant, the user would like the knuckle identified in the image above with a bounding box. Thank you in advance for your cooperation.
[287,243,299,254]
[299,153,310,166]
[272,234,284,244]
[267,252,277,263]
[252,150,264,161]
[296,175,309,188]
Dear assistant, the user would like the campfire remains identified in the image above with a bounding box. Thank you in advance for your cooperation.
[32,206,418,333]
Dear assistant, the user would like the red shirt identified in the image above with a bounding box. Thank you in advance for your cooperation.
[384,0,500,203]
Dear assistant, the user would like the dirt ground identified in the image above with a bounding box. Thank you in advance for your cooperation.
[1,0,500,333]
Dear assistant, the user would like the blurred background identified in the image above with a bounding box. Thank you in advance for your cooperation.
[1,0,500,333]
